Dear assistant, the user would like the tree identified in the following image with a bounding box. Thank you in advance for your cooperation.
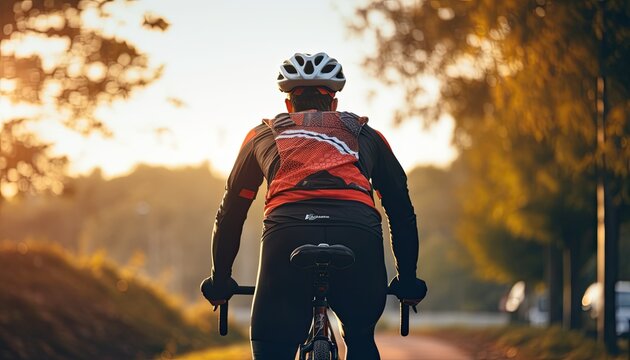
[0,0,169,201]
[406,163,508,311]
[0,119,67,205]
[350,0,629,344]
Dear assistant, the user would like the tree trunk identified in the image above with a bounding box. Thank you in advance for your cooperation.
[548,242,563,325]
[596,0,618,353]
[601,189,619,353]
[562,242,582,330]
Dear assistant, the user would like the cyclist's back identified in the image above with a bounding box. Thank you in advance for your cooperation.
[201,53,427,360]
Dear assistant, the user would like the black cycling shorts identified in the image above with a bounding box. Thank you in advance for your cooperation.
[250,224,387,359]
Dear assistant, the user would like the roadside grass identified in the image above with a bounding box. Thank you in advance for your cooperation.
[421,325,628,360]
[0,241,244,359]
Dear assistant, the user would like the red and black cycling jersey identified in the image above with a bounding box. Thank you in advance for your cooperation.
[211,110,419,283]
[263,111,373,214]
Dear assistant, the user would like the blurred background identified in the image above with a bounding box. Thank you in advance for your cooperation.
[1,0,629,359]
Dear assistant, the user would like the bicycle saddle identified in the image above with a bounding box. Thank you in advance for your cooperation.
[290,243,355,269]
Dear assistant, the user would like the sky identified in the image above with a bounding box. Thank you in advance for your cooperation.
[3,0,457,179]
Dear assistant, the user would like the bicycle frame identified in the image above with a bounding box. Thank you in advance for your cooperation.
[298,261,339,360]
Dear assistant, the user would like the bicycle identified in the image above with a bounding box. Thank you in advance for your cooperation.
[210,243,415,360]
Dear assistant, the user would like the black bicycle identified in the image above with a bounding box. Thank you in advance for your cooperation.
[214,243,414,360]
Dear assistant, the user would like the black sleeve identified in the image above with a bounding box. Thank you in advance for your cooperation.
[368,127,419,279]
[211,127,265,281]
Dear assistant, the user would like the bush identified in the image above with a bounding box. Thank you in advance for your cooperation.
[0,241,242,359]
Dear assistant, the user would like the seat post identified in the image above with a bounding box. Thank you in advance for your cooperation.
[311,262,332,342]
[313,263,330,301]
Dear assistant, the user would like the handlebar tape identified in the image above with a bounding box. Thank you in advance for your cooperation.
[218,286,254,336]
[219,302,229,336]
[400,303,409,336]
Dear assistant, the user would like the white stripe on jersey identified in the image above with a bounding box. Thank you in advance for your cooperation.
[276,129,359,159]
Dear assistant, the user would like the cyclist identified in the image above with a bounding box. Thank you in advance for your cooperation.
[201,52,427,360]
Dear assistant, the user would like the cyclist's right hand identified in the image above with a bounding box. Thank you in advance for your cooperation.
[388,276,428,306]
[200,276,239,307]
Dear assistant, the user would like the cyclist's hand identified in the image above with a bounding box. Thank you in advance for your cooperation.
[200,276,238,307]
[388,275,428,306]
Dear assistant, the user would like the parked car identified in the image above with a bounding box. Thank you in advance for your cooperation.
[582,281,630,336]
[618,283,630,336]
[527,293,549,327]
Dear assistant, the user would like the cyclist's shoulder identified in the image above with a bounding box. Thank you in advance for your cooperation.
[355,119,393,151]
[324,110,384,142]
[356,120,382,140]
[239,119,275,150]
[337,111,367,120]
[262,112,293,130]
[247,119,275,136]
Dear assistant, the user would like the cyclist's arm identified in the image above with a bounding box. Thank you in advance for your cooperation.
[368,127,419,280]
[211,127,264,282]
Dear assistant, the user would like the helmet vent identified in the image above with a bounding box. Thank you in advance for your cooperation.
[304,61,314,74]
[277,52,346,92]
[283,64,298,74]
[322,64,335,74]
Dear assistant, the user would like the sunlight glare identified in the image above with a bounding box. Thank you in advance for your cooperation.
[0,80,17,93]
[1,0,458,179]
[0,182,19,199]
[86,62,107,82]
[1,33,70,72]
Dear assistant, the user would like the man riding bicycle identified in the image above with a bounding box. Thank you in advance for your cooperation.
[201,52,427,360]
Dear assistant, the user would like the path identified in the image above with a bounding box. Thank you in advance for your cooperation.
[175,335,471,360]
[375,333,471,360]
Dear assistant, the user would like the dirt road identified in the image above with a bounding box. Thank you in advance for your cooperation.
[375,333,471,360]
[334,333,471,360]
[176,335,472,360]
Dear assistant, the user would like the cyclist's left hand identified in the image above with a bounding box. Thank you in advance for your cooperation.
[389,276,428,306]
[200,276,238,307]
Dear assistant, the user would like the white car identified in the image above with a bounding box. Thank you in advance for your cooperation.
[617,282,630,335]
[582,281,630,336]
[527,294,549,327]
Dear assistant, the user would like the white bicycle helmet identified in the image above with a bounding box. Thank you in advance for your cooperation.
[277,52,346,93]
